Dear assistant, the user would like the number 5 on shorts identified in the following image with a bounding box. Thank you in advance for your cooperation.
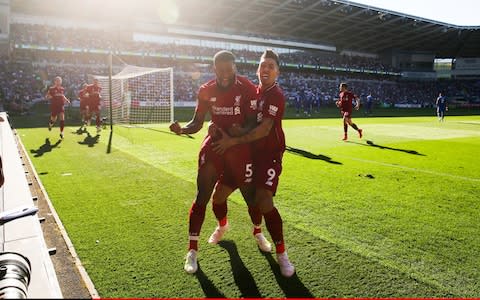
[245,163,253,182]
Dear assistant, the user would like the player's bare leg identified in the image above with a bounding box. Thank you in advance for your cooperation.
[59,112,65,139]
[239,184,271,252]
[209,183,232,244]
[342,116,348,140]
[185,162,218,274]
[346,117,362,139]
[256,189,294,277]
[95,112,102,133]
[49,115,57,132]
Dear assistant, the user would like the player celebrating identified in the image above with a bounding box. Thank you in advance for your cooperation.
[169,50,260,274]
[436,92,448,122]
[78,83,90,127]
[46,76,70,139]
[86,78,102,133]
[336,83,362,141]
[212,49,295,277]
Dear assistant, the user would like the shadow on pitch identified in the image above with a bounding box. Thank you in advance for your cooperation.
[30,138,62,157]
[194,263,226,298]
[261,251,314,298]
[218,240,262,298]
[140,126,194,139]
[286,146,342,165]
[78,132,99,147]
[347,140,426,156]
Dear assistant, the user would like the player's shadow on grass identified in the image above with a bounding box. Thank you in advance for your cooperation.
[75,126,88,135]
[261,251,314,298]
[194,263,226,298]
[218,240,262,298]
[286,146,342,165]
[78,132,99,147]
[141,127,194,139]
[30,138,62,157]
[348,140,426,156]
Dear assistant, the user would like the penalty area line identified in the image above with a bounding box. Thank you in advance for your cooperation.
[336,154,480,182]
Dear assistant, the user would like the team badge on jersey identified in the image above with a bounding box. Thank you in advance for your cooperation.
[209,97,217,102]
[250,99,257,110]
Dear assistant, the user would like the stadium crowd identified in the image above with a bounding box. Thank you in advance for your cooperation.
[2,23,480,115]
[11,23,397,72]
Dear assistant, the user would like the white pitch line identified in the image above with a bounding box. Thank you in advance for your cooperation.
[336,154,480,182]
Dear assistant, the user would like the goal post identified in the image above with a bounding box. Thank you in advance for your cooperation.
[90,63,174,125]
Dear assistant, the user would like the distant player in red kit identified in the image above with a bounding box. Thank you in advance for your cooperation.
[212,49,295,277]
[46,76,70,139]
[169,50,261,274]
[336,83,362,141]
[79,83,90,127]
[86,78,102,133]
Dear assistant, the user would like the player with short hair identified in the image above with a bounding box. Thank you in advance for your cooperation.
[212,49,295,277]
[79,83,90,127]
[436,92,448,122]
[336,83,362,141]
[169,50,262,274]
[46,76,70,139]
[86,78,102,133]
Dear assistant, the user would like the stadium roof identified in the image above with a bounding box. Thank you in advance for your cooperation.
[11,0,480,58]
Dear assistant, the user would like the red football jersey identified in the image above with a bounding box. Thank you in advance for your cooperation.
[338,91,357,112]
[86,84,102,103]
[196,75,257,133]
[48,86,65,105]
[252,83,286,156]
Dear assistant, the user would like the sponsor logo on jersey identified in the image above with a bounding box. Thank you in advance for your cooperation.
[212,106,234,115]
[268,105,278,116]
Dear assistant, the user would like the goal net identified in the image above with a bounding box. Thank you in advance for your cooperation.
[91,65,174,124]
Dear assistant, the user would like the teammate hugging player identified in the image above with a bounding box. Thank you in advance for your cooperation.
[212,49,295,277]
[46,76,70,139]
[169,50,267,274]
[336,82,363,141]
[86,78,102,133]
[79,83,90,127]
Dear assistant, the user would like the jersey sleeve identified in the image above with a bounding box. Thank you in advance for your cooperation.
[194,85,210,114]
[263,89,285,121]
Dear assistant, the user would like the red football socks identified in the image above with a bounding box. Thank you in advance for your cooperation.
[248,205,263,234]
[212,201,228,226]
[60,120,64,132]
[188,201,207,251]
[264,207,285,253]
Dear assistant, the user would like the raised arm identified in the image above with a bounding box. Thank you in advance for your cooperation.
[169,110,207,135]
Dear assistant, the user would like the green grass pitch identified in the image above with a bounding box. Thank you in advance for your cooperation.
[15,113,480,298]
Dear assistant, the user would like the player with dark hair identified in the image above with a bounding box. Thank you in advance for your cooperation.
[212,49,295,277]
[336,83,362,141]
[169,50,262,274]
[436,92,448,122]
[46,76,70,139]
[86,78,102,133]
[79,83,90,127]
